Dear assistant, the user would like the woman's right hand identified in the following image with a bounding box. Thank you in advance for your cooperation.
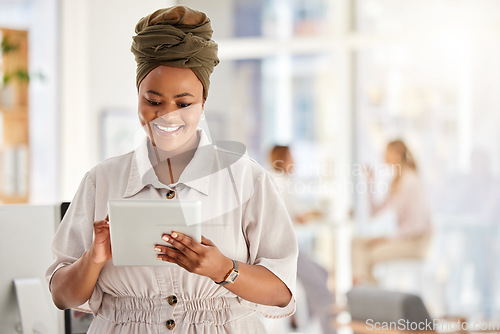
[51,215,111,310]
[88,216,112,265]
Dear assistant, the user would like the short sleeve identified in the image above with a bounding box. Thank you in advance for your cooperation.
[241,170,298,318]
[46,171,97,311]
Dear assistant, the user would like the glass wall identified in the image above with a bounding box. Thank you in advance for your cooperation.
[352,0,500,320]
[180,0,500,322]
[201,0,331,39]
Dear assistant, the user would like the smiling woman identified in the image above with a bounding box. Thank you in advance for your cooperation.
[138,66,204,158]
[46,5,298,334]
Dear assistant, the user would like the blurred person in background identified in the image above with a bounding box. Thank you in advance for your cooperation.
[269,145,335,334]
[352,139,433,285]
[269,145,323,227]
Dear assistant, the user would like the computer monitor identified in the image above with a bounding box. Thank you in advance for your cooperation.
[0,204,63,333]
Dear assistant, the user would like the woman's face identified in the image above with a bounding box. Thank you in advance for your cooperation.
[138,66,205,153]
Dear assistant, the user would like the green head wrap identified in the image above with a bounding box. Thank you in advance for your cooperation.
[131,6,220,99]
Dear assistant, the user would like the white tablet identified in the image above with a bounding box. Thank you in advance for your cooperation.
[108,200,202,267]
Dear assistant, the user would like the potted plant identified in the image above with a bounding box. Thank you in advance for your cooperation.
[0,36,32,109]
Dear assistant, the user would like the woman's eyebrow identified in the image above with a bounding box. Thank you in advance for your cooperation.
[174,92,194,98]
[146,90,164,97]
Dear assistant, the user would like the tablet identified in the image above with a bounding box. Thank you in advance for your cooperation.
[108,200,202,267]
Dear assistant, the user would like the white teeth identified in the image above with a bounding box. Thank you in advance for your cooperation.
[156,124,182,132]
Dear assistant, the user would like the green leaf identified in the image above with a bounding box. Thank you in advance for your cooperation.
[1,36,19,54]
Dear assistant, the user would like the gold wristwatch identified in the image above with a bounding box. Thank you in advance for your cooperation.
[216,259,239,286]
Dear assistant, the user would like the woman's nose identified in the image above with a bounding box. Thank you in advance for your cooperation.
[156,105,178,117]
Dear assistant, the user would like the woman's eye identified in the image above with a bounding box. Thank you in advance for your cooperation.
[178,103,192,108]
[147,99,161,106]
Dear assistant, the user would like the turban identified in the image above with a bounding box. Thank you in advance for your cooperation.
[131,6,219,99]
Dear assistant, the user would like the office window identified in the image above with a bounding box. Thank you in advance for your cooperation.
[194,0,500,321]
[353,4,500,318]
[354,0,500,34]
[191,0,331,39]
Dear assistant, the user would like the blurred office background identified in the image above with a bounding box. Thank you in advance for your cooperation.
[1,0,499,332]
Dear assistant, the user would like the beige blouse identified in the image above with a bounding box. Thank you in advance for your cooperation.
[47,130,298,333]
[370,170,433,239]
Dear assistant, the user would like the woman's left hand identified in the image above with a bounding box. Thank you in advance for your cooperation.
[154,233,233,283]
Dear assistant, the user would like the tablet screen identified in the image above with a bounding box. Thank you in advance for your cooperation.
[108,200,201,266]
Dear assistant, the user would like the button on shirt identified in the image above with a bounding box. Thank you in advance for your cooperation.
[47,130,298,334]
[166,319,175,330]
[168,295,178,306]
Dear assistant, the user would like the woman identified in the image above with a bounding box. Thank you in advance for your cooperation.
[352,139,432,284]
[47,6,297,333]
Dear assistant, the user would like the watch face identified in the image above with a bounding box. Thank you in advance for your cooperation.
[227,270,239,283]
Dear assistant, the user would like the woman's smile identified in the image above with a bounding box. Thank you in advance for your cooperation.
[153,123,184,137]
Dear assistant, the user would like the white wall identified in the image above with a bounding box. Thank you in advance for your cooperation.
[59,0,175,200]
[30,0,60,204]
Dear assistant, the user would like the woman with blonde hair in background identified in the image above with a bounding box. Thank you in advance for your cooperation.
[352,139,433,285]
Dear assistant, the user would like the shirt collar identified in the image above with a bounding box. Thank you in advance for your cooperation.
[123,129,214,198]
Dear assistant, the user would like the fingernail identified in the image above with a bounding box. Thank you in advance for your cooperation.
[156,256,162,260]
[171,232,178,238]
[162,236,169,242]
[154,247,162,252]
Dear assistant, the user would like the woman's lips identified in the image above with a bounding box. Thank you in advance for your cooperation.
[153,123,184,137]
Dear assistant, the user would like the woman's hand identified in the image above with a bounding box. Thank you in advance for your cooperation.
[154,233,233,283]
[88,216,112,265]
[51,216,111,309]
[155,232,292,307]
